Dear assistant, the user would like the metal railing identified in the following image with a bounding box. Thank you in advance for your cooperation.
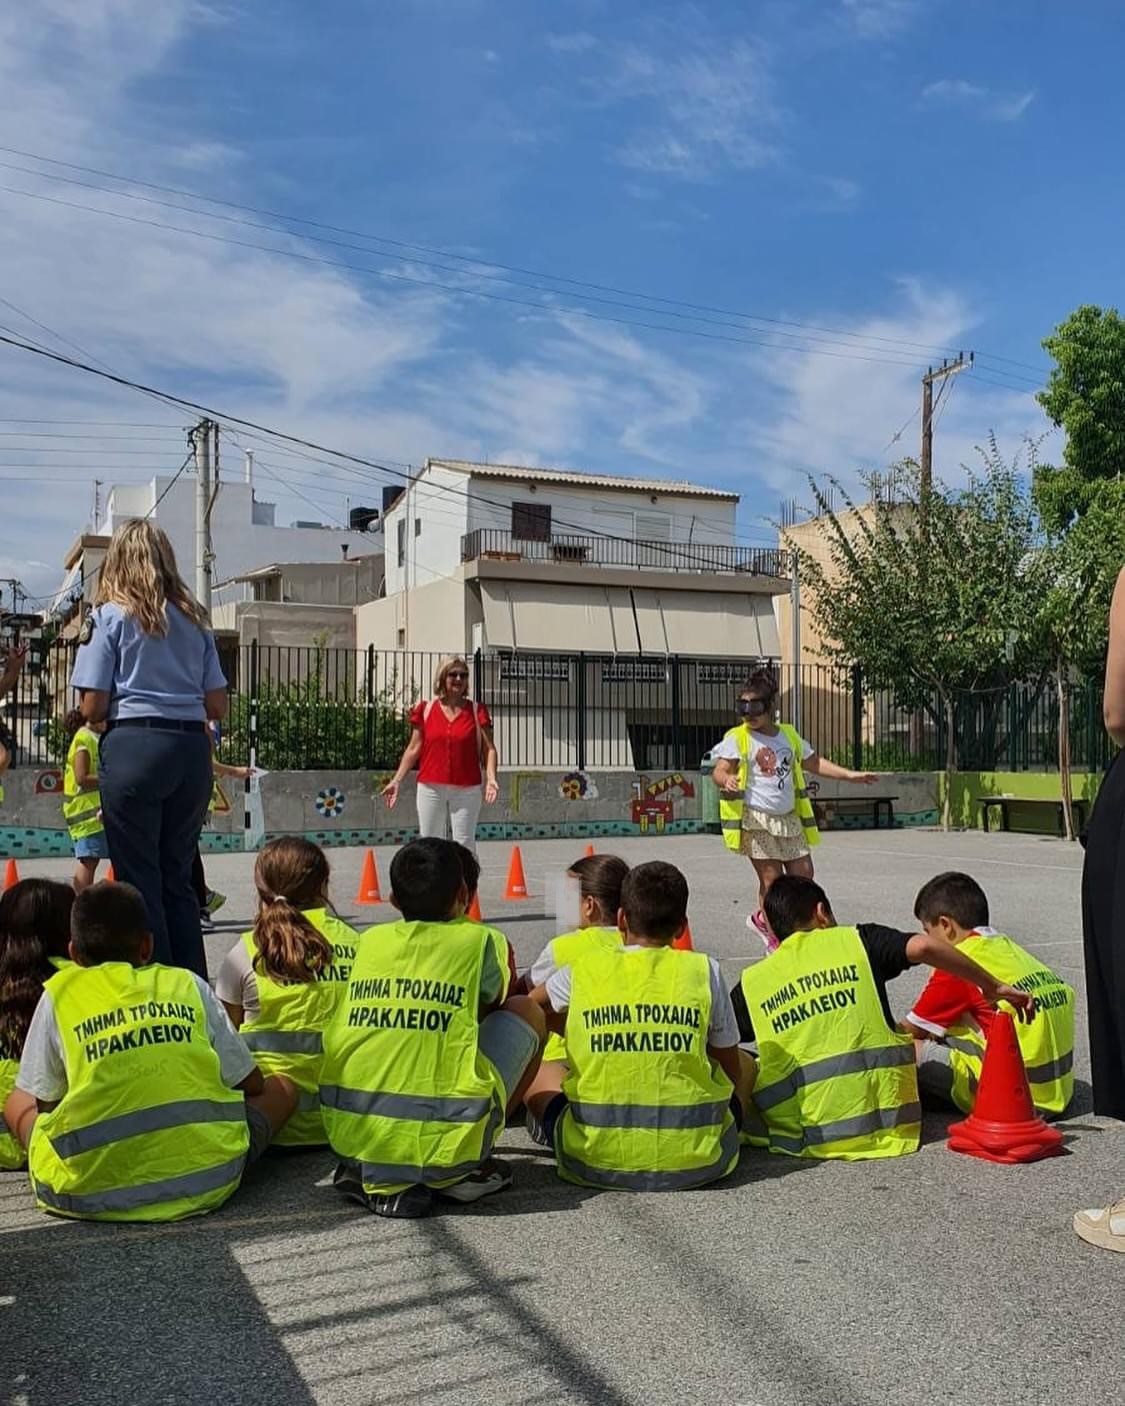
[460,529,788,578]
[3,641,1114,774]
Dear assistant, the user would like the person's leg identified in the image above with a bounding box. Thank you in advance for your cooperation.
[749,858,783,912]
[783,853,815,881]
[191,847,208,908]
[729,1047,758,1121]
[524,1058,567,1122]
[415,782,450,839]
[245,1074,299,1160]
[914,1040,957,1109]
[72,856,99,893]
[478,995,547,1115]
[99,728,174,962]
[448,785,485,854]
[156,731,213,977]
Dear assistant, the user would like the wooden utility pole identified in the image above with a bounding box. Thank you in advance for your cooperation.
[920,353,973,495]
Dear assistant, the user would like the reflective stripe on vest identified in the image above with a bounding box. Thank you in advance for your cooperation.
[63,727,103,840]
[542,926,621,1063]
[557,944,738,1192]
[944,934,1075,1116]
[741,925,919,1161]
[239,909,358,1146]
[29,962,248,1221]
[319,918,507,1192]
[717,722,820,852]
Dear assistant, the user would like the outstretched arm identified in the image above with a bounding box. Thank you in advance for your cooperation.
[905,932,1035,1021]
[803,754,877,785]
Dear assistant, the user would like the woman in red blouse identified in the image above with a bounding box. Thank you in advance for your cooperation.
[382,656,499,853]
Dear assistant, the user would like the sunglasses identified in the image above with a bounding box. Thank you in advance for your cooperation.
[446,671,469,681]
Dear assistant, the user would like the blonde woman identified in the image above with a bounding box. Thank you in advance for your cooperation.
[70,520,227,977]
[382,656,498,853]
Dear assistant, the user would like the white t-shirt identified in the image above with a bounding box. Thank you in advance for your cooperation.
[16,973,255,1102]
[544,946,740,1049]
[711,727,814,816]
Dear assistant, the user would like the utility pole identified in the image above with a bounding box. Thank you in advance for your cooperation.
[789,548,802,735]
[920,352,973,496]
[192,418,215,611]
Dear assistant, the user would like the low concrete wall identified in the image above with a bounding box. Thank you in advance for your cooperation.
[939,770,1102,833]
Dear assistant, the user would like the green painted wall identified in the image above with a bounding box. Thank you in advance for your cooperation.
[939,771,1102,833]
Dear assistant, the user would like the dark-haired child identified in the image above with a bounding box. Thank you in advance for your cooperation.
[321,837,545,1219]
[0,879,73,1169]
[216,837,358,1146]
[526,860,754,1190]
[4,881,297,1220]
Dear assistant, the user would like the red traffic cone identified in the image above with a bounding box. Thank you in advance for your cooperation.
[467,891,483,922]
[354,849,383,905]
[2,857,19,891]
[503,846,528,900]
[672,922,694,951]
[947,1011,1065,1164]
[105,862,116,883]
[584,843,595,858]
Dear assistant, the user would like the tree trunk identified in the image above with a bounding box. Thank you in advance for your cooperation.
[1057,657,1075,842]
[942,692,956,831]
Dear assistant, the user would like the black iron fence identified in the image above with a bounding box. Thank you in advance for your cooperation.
[2,640,1114,774]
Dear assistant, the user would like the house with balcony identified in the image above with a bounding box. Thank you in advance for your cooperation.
[355,458,790,769]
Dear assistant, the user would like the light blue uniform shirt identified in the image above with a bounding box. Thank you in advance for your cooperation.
[70,602,227,721]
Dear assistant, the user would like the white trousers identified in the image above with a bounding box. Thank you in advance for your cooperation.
[416,782,484,853]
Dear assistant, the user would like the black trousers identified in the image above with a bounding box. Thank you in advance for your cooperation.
[99,726,212,977]
[1081,752,1125,1119]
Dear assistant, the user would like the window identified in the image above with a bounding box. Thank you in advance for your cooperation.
[511,501,551,542]
[397,628,406,647]
[415,517,422,537]
[396,518,405,567]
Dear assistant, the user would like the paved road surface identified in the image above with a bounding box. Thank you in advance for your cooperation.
[2,831,1122,1406]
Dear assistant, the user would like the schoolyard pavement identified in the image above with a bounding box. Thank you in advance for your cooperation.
[2,830,1122,1406]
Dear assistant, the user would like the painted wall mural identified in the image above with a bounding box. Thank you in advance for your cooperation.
[559,771,599,801]
[315,786,347,818]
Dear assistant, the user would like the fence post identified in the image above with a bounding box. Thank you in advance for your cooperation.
[851,664,863,771]
[670,655,683,769]
[244,640,260,848]
[472,648,484,709]
[576,652,587,771]
[363,644,375,767]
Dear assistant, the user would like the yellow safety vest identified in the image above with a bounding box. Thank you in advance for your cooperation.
[63,727,103,841]
[28,962,249,1221]
[541,925,622,1063]
[0,1054,23,1170]
[239,909,358,1146]
[557,945,739,1191]
[718,723,820,852]
[941,933,1075,1115]
[741,926,920,1160]
[320,919,508,1194]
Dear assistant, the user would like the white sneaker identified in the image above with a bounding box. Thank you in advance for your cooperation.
[1074,1198,1125,1253]
[434,1158,513,1203]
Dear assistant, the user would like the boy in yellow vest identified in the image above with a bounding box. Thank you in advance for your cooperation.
[525,860,756,1190]
[62,709,108,892]
[904,871,1075,1116]
[736,876,1035,1159]
[3,881,297,1221]
[322,838,545,1219]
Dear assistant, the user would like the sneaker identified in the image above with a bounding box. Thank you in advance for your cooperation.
[332,1161,433,1218]
[199,908,214,930]
[205,889,227,915]
[747,910,779,954]
[434,1158,514,1203]
[1074,1199,1125,1253]
[524,1110,552,1148]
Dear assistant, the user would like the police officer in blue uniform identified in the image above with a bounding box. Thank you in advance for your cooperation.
[71,521,227,976]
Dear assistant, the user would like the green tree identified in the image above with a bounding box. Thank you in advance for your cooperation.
[1034,304,1125,532]
[799,443,1043,828]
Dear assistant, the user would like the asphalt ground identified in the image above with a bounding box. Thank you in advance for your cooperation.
[2,830,1122,1406]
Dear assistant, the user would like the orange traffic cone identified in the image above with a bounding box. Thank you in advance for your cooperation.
[105,862,116,883]
[2,857,19,891]
[584,843,595,858]
[504,846,528,900]
[354,849,383,905]
[947,1011,1065,1164]
[672,923,694,951]
[467,891,483,922]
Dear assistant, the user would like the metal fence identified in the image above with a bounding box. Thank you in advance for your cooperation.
[2,640,1114,774]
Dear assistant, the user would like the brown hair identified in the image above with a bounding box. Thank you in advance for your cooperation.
[567,854,629,924]
[740,667,779,702]
[251,838,334,984]
[96,518,208,636]
[0,880,74,1056]
[64,708,86,739]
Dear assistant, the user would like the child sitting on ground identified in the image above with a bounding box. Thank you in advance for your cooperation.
[525,860,755,1190]
[321,838,545,1220]
[0,880,74,1170]
[904,871,1074,1115]
[62,710,108,892]
[3,881,297,1220]
[216,838,359,1147]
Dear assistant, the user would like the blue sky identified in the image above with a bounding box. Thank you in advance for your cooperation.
[0,0,1120,599]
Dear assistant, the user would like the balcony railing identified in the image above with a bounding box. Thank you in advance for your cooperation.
[460,529,787,578]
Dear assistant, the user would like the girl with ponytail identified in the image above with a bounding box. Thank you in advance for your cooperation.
[216,838,358,1146]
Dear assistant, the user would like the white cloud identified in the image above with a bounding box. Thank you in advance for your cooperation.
[922,78,1036,122]
[840,0,918,39]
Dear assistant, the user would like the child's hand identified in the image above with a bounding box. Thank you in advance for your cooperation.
[721,774,743,795]
[994,985,1036,1021]
[850,771,879,785]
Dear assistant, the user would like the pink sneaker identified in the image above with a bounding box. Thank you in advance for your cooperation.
[747,910,779,954]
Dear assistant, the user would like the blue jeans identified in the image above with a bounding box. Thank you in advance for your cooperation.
[99,726,213,976]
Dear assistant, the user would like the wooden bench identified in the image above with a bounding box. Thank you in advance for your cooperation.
[977,795,1090,839]
[814,794,899,830]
